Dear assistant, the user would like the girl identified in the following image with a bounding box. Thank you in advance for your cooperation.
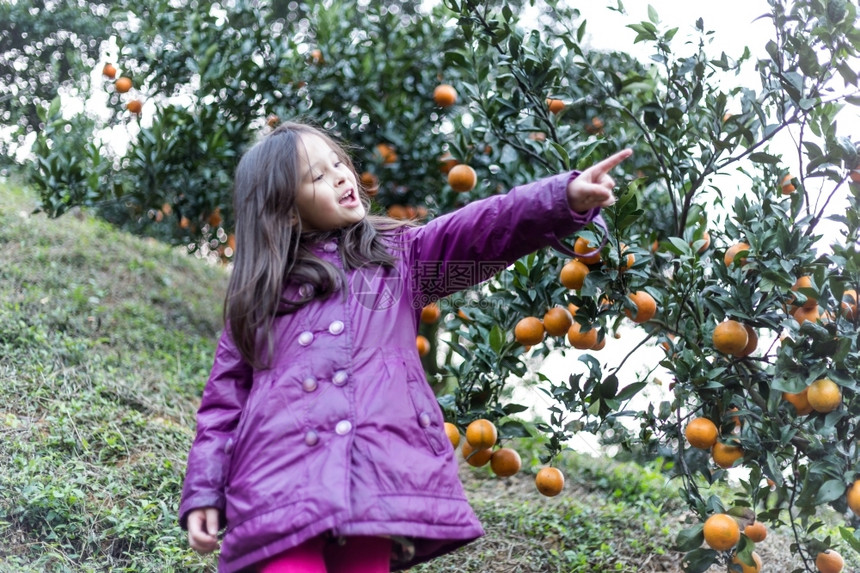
[180,121,631,573]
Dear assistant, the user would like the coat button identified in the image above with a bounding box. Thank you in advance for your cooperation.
[323,242,337,252]
[335,420,352,435]
[224,438,234,455]
[302,376,317,392]
[418,412,432,428]
[304,430,319,446]
[332,370,348,386]
[298,331,314,346]
[299,283,314,298]
[328,320,344,335]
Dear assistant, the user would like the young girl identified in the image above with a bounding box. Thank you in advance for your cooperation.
[180,121,631,573]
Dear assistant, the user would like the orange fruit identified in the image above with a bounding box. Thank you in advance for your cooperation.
[266,114,280,127]
[126,99,142,114]
[692,230,711,254]
[433,84,458,107]
[546,98,565,114]
[712,320,749,355]
[535,467,565,497]
[734,325,758,357]
[465,419,497,450]
[724,242,750,266]
[226,234,236,251]
[574,236,601,265]
[438,153,458,174]
[309,48,324,64]
[375,143,397,164]
[585,116,604,134]
[850,169,860,184]
[559,259,589,290]
[567,321,598,350]
[815,550,844,573]
[780,174,796,194]
[625,291,657,324]
[102,63,117,78]
[792,304,820,324]
[618,243,635,270]
[791,275,818,309]
[591,335,606,350]
[360,171,379,191]
[514,316,545,346]
[444,422,460,449]
[421,302,441,324]
[490,448,522,477]
[731,551,762,573]
[567,303,579,317]
[461,440,493,467]
[783,388,813,416]
[208,207,222,227]
[416,335,431,357]
[684,417,719,450]
[807,378,841,413]
[712,441,743,469]
[846,479,860,517]
[840,289,857,320]
[114,76,133,93]
[179,216,190,229]
[744,521,767,543]
[448,164,477,192]
[543,307,573,337]
[702,513,740,551]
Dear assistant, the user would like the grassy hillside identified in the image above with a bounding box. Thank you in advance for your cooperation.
[0,177,853,573]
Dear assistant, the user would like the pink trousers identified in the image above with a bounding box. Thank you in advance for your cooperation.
[258,535,392,573]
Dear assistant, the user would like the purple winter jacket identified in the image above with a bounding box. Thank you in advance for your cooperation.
[178,171,602,572]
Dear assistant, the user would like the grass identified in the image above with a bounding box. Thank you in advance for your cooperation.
[0,176,856,572]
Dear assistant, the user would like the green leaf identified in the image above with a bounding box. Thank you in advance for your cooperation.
[748,152,780,164]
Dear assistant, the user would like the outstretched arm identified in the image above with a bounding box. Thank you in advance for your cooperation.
[567,149,633,212]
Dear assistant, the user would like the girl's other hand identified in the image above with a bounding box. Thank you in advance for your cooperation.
[567,149,633,213]
[187,506,221,553]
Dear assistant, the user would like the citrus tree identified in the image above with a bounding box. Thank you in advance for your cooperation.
[17,0,860,571]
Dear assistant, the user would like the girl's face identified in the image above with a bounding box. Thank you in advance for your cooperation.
[295,133,365,232]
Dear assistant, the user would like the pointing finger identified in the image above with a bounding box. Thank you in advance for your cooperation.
[588,149,633,176]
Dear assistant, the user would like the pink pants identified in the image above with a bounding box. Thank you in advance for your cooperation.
[258,535,392,573]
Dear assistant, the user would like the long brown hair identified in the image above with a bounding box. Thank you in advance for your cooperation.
[226,121,410,368]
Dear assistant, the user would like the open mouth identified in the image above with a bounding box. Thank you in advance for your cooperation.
[339,189,356,204]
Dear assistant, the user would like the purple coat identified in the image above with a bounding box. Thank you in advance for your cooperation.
[179,171,601,572]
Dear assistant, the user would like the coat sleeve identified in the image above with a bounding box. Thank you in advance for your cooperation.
[405,171,603,300]
[178,328,253,529]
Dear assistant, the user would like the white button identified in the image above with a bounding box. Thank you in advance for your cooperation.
[418,412,432,428]
[302,377,317,392]
[335,420,352,435]
[299,283,314,298]
[304,430,319,446]
[298,331,313,346]
[329,320,344,335]
[323,242,337,252]
[332,370,348,386]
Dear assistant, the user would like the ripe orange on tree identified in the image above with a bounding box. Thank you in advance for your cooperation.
[465,419,497,450]
[309,48,324,64]
[114,76,133,93]
[846,479,860,517]
[815,550,844,573]
[421,302,441,324]
[573,236,601,265]
[102,63,117,78]
[591,335,606,350]
[559,259,589,290]
[567,321,598,350]
[416,335,431,357]
[444,422,460,449]
[438,152,458,174]
[433,84,458,107]
[684,417,719,450]
[208,207,223,227]
[514,316,545,346]
[731,551,762,573]
[535,466,564,497]
[461,441,493,467]
[126,99,143,114]
[585,116,604,134]
[543,306,573,337]
[691,230,711,254]
[360,171,379,192]
[780,173,796,194]
[840,289,857,320]
[850,169,860,184]
[447,164,477,192]
[374,143,397,164]
[807,378,841,413]
[712,319,749,355]
[618,242,635,271]
[625,291,656,324]
[712,441,743,469]
[744,521,767,542]
[734,325,758,358]
[702,513,740,551]
[791,275,818,309]
[783,387,813,416]
[546,98,565,114]
[792,304,820,324]
[724,241,750,267]
[490,448,522,477]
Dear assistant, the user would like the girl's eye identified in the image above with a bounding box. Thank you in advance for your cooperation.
[313,173,324,181]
